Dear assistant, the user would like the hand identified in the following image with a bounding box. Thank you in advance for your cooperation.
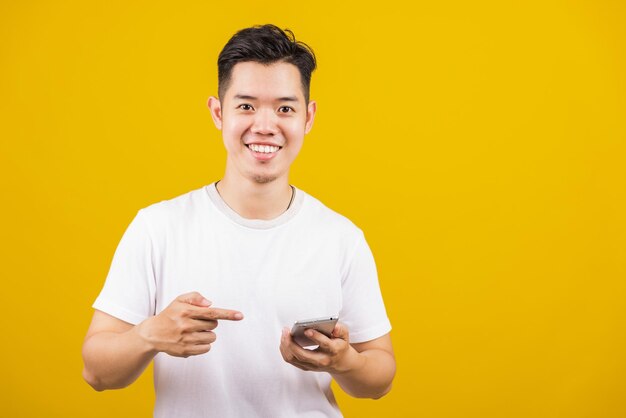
[279,322,362,374]
[136,291,243,358]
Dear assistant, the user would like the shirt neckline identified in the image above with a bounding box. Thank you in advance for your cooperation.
[204,181,304,230]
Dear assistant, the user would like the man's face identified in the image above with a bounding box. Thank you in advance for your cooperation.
[208,61,316,185]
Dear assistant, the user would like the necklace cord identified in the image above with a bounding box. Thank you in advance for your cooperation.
[215,181,295,214]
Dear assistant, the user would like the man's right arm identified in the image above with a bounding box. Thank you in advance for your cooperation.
[81,292,243,391]
[82,310,156,391]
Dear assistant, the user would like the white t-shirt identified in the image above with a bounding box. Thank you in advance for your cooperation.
[93,183,392,418]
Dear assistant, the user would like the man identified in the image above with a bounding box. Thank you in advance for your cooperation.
[82,24,395,417]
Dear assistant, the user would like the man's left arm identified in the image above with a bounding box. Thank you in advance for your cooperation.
[279,323,396,399]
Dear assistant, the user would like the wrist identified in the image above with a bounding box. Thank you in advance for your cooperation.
[134,317,159,356]
[332,345,366,375]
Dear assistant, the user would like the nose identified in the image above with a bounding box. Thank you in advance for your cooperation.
[251,108,279,135]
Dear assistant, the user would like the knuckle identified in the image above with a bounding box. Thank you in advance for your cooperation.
[181,291,199,303]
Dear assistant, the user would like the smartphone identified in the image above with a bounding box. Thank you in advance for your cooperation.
[290,316,339,348]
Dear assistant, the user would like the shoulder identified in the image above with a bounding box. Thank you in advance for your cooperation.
[299,189,365,242]
[136,185,210,229]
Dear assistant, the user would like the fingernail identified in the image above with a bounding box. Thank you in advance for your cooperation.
[305,330,313,337]
[202,298,212,305]
[234,312,243,320]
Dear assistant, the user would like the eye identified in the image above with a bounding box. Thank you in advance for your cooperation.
[238,104,254,111]
[278,106,294,113]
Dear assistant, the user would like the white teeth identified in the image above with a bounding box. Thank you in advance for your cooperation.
[248,144,279,153]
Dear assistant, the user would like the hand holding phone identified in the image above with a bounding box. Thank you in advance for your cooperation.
[290,316,339,348]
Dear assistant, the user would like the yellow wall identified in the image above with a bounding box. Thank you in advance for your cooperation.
[1,1,625,417]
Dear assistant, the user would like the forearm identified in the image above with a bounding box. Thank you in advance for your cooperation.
[82,325,156,391]
[331,347,396,399]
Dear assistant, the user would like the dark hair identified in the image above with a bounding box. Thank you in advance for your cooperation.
[218,24,317,103]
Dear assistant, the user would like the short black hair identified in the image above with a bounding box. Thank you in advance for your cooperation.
[217,24,317,103]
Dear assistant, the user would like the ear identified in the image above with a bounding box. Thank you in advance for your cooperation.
[207,96,223,130]
[304,100,317,134]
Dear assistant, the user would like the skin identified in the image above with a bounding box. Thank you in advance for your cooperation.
[82,60,396,399]
[82,292,243,391]
[207,61,316,220]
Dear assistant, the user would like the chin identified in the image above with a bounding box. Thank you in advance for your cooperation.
[251,174,278,184]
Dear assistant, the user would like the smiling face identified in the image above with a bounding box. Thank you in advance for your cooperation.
[208,61,316,185]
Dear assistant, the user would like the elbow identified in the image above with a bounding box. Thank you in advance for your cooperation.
[370,358,396,399]
[82,341,106,391]
[349,381,394,400]
[82,367,133,391]
[368,362,396,400]
[82,367,106,392]
[370,382,393,400]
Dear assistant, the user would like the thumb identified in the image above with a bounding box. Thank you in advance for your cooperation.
[332,322,349,341]
[177,291,212,307]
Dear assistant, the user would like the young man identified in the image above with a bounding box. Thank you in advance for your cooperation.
[82,24,395,417]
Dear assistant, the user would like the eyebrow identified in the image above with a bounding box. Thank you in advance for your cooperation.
[233,94,299,102]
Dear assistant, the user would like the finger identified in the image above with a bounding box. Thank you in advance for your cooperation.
[284,357,313,371]
[281,327,307,352]
[177,292,212,307]
[287,345,328,370]
[303,329,333,351]
[280,327,297,355]
[288,338,328,364]
[288,358,314,371]
[188,318,218,332]
[279,332,316,371]
[189,330,217,345]
[192,307,244,321]
[182,343,213,357]
[282,329,319,356]
[280,328,308,361]
[331,322,349,341]
[279,330,291,361]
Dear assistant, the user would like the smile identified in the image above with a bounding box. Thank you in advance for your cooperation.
[246,144,281,154]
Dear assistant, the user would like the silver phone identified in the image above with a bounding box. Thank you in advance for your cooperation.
[290,316,339,348]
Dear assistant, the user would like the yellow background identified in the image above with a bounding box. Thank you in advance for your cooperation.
[1,1,625,417]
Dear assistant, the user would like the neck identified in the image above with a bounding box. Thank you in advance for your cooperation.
[216,174,293,220]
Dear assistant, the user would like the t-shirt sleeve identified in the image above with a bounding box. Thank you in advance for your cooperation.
[92,209,157,325]
[340,230,392,344]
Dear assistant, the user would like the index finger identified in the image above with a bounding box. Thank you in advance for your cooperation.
[192,307,244,321]
[304,329,333,350]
